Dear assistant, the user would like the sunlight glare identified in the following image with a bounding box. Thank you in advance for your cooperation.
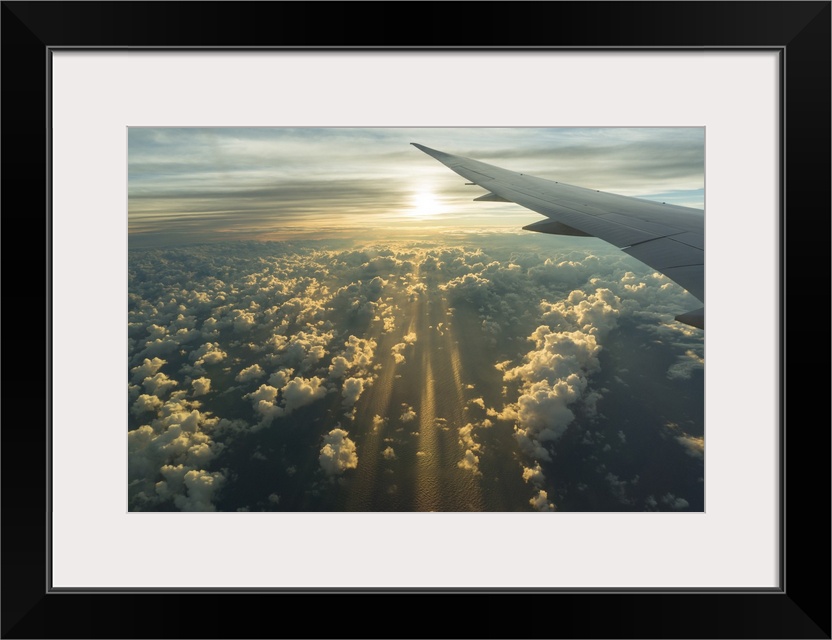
[410,190,441,218]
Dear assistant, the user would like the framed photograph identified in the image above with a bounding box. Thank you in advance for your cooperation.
[3,2,828,637]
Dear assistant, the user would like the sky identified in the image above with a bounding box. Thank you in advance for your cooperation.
[128,127,704,246]
[127,128,704,512]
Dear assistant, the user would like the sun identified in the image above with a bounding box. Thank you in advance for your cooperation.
[409,190,441,218]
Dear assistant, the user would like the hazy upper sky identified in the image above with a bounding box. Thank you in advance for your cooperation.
[128,127,704,246]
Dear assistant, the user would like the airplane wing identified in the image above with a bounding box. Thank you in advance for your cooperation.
[412,143,704,330]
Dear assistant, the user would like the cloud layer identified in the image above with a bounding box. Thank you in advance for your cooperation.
[128,233,703,511]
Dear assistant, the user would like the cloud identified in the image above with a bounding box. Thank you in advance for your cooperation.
[400,404,417,423]
[521,462,546,486]
[130,357,166,383]
[457,449,481,475]
[280,330,333,373]
[371,415,387,432]
[268,368,294,389]
[457,423,481,453]
[675,434,704,459]
[282,376,328,413]
[391,343,407,364]
[191,342,227,366]
[497,287,621,469]
[142,372,179,398]
[155,464,226,512]
[127,229,703,512]
[468,397,486,410]
[245,384,280,405]
[606,472,638,505]
[529,490,555,511]
[230,309,258,333]
[244,376,328,426]
[132,393,163,416]
[236,363,265,383]
[319,428,359,475]
[667,349,705,380]
[382,446,397,460]
[128,391,226,511]
[341,376,367,407]
[191,377,211,396]
[329,335,377,378]
[662,493,690,510]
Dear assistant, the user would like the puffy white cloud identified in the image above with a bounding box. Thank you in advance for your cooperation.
[391,335,416,365]
[328,335,376,378]
[129,390,226,512]
[371,415,387,432]
[132,393,164,416]
[279,330,333,373]
[496,287,622,479]
[282,376,328,413]
[457,449,481,475]
[382,446,397,460]
[365,275,387,299]
[319,428,359,475]
[521,462,546,486]
[245,384,280,405]
[328,356,351,378]
[538,288,621,336]
[146,324,167,339]
[468,397,486,410]
[155,464,226,512]
[457,423,481,453]
[400,404,417,423]
[440,272,491,302]
[664,422,704,460]
[230,308,257,333]
[130,357,166,383]
[381,314,396,333]
[191,377,211,396]
[191,342,227,366]
[268,367,294,389]
[529,489,555,511]
[246,376,329,426]
[341,376,366,407]
[142,372,179,398]
[406,282,427,299]
[236,363,266,383]
[675,434,704,459]
[391,345,406,364]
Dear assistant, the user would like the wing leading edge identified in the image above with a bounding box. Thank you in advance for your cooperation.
[412,143,704,330]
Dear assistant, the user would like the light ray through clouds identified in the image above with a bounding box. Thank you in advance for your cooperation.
[128,128,704,512]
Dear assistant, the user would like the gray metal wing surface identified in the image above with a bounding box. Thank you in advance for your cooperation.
[412,143,704,329]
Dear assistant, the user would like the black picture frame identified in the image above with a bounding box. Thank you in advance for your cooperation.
[2,2,829,638]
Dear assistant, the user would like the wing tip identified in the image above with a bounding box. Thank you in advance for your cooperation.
[411,143,453,163]
[675,307,704,330]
